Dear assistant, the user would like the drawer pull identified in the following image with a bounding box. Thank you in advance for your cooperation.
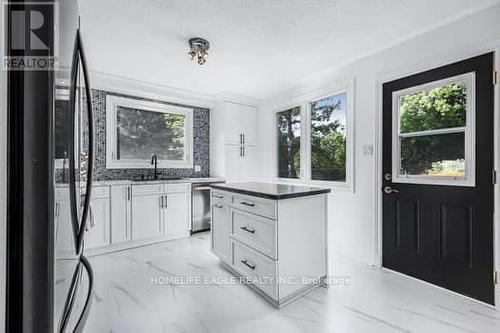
[240,226,255,234]
[213,194,224,199]
[240,201,255,207]
[241,260,256,270]
[214,204,224,209]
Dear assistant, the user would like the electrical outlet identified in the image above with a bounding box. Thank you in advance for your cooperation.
[194,165,201,172]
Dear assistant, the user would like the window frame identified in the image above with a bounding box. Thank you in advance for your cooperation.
[273,79,355,192]
[106,95,194,169]
[391,72,476,187]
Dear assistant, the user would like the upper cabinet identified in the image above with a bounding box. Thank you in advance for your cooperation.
[224,102,258,147]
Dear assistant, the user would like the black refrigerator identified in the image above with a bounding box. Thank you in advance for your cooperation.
[6,0,95,332]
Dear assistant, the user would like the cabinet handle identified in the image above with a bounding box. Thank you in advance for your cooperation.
[240,201,255,207]
[241,260,256,270]
[240,133,243,145]
[213,204,223,209]
[55,202,60,218]
[160,196,163,209]
[240,226,255,234]
[213,194,224,199]
[164,195,168,210]
[243,133,245,145]
[127,187,131,201]
[242,145,245,157]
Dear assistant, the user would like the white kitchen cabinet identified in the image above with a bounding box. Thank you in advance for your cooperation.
[55,197,74,254]
[85,196,111,249]
[224,101,258,147]
[110,185,132,244]
[132,192,163,240]
[164,191,191,238]
[224,144,258,182]
[211,187,329,308]
[211,191,231,263]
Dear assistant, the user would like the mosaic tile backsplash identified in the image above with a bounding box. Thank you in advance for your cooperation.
[56,89,210,182]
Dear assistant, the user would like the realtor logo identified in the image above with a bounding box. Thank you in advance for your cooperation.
[2,2,59,71]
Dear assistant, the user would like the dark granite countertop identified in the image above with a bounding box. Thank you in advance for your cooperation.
[209,182,330,200]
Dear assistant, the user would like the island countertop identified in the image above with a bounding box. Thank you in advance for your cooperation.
[209,182,330,200]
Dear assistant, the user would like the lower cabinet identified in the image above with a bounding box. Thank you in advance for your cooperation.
[164,191,191,238]
[131,193,163,240]
[211,191,231,262]
[110,185,132,243]
[85,187,111,249]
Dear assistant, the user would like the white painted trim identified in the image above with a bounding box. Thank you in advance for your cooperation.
[91,70,217,109]
[374,47,499,308]
[105,95,194,169]
[391,73,476,187]
[271,79,355,192]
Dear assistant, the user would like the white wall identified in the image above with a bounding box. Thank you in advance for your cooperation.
[258,4,500,267]
[0,53,7,332]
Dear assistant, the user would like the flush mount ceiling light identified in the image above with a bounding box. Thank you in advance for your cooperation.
[188,37,210,65]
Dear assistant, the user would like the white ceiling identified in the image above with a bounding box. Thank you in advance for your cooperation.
[79,0,500,101]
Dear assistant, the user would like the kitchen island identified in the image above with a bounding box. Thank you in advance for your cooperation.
[209,182,331,308]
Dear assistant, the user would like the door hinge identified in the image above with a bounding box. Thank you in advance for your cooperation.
[493,170,497,185]
[494,70,498,85]
[495,271,498,285]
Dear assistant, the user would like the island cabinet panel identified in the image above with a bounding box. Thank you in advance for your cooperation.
[210,184,329,308]
[211,198,231,263]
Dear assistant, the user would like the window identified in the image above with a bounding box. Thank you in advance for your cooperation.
[310,92,347,182]
[106,96,193,169]
[275,81,353,190]
[392,73,475,186]
[277,107,301,179]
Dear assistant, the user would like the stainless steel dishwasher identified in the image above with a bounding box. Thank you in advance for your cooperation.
[191,182,223,234]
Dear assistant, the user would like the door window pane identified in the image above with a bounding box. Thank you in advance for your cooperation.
[393,73,474,186]
[277,107,301,179]
[400,81,467,133]
[116,106,187,161]
[400,133,465,177]
[310,92,347,182]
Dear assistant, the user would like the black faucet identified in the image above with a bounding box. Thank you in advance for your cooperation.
[151,154,159,179]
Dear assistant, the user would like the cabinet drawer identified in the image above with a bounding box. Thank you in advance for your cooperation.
[231,209,277,260]
[231,194,277,220]
[164,183,190,193]
[232,240,277,300]
[132,184,164,196]
[212,190,229,204]
[91,186,110,199]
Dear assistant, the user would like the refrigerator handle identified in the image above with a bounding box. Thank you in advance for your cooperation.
[74,255,94,333]
[74,28,95,253]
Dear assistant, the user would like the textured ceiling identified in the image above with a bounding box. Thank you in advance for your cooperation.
[79,0,500,100]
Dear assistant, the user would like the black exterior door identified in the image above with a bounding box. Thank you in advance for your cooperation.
[382,53,495,305]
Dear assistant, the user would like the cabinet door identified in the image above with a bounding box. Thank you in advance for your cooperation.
[224,102,244,146]
[164,192,191,238]
[55,199,75,254]
[240,104,258,147]
[85,197,110,249]
[239,146,258,182]
[224,144,241,182]
[132,194,162,240]
[110,185,131,243]
[211,201,231,262]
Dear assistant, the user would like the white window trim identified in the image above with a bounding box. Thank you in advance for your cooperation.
[391,72,476,187]
[106,95,194,169]
[273,79,355,192]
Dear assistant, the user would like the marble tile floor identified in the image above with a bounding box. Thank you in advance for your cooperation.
[84,234,500,333]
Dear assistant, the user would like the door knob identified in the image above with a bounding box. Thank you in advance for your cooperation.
[383,186,399,194]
